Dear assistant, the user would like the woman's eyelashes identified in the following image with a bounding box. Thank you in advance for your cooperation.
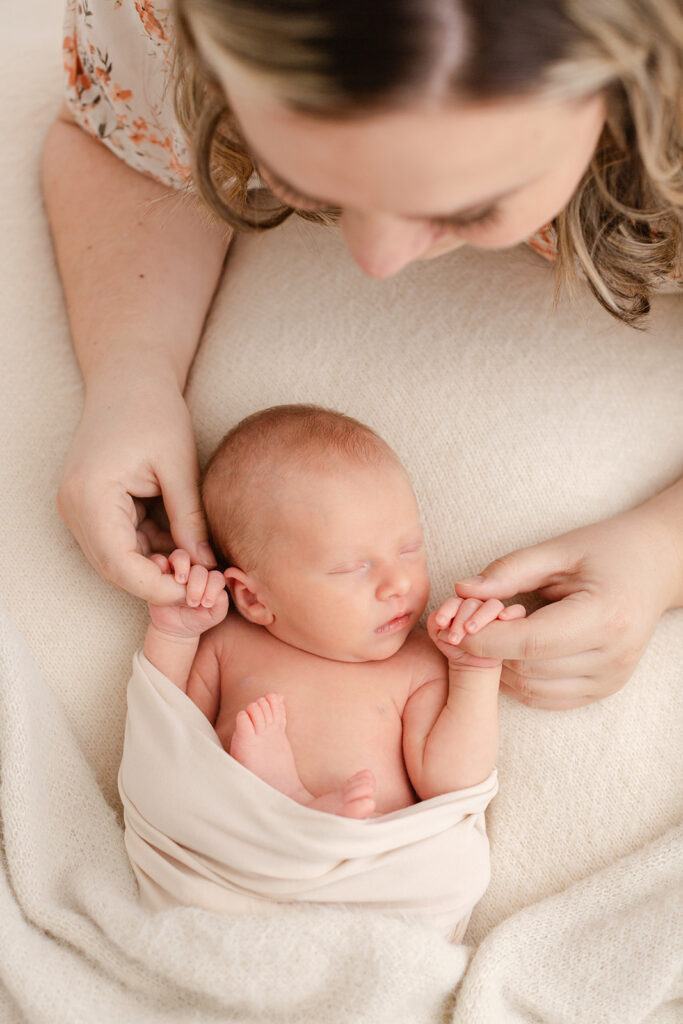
[431,205,501,231]
[261,172,502,232]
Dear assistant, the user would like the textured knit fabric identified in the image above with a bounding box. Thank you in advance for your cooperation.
[1,2,682,1020]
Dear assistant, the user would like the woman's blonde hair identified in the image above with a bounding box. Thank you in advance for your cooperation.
[172,0,683,326]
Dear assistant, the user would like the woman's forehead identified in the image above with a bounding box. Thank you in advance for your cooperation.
[209,44,601,217]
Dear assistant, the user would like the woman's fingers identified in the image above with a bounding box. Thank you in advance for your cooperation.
[137,515,175,556]
[79,486,186,603]
[456,538,576,601]
[498,678,599,710]
[458,592,597,662]
[161,461,216,570]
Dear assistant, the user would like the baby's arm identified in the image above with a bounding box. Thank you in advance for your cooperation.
[403,598,525,798]
[143,550,229,692]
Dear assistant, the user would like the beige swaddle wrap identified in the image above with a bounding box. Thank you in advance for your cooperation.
[119,652,498,941]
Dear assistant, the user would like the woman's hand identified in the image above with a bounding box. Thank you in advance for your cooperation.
[453,483,683,709]
[57,373,216,604]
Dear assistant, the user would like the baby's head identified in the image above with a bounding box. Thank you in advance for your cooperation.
[202,405,430,662]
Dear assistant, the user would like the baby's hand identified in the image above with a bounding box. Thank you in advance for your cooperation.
[427,596,526,669]
[147,550,229,639]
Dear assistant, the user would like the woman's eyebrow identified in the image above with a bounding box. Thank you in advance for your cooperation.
[257,156,529,220]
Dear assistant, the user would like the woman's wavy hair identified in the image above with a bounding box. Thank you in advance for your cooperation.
[172,0,683,325]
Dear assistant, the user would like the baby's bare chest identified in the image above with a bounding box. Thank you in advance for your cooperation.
[213,628,418,811]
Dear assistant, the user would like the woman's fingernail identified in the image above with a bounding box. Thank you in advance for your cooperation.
[458,576,484,586]
[199,542,217,566]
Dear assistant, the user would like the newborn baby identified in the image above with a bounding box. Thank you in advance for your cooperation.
[142,404,525,818]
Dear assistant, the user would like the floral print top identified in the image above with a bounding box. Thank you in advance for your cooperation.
[63,0,192,188]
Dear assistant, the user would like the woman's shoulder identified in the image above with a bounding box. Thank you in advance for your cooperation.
[62,0,191,189]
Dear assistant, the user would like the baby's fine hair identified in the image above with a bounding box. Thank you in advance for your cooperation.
[201,404,398,569]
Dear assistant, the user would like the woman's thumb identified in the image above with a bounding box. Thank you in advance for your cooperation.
[455,540,562,600]
[162,475,216,568]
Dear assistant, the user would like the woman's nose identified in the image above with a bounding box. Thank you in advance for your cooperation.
[339,209,438,278]
[375,563,411,601]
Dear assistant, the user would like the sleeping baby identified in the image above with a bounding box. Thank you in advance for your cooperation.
[119,404,524,941]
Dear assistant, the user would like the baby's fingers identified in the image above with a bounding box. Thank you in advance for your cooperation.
[498,603,527,621]
[168,549,192,584]
[433,596,463,629]
[447,598,484,643]
[185,564,208,607]
[461,598,504,636]
[201,570,228,608]
[149,553,171,574]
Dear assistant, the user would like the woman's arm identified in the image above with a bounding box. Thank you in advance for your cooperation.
[42,106,231,601]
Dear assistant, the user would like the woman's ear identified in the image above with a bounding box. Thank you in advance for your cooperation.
[224,567,274,625]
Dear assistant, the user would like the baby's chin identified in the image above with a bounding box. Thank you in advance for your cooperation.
[279,630,412,664]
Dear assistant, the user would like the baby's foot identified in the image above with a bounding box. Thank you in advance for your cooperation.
[230,694,376,818]
[229,693,306,798]
[308,769,376,819]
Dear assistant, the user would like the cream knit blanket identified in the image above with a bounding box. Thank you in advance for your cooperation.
[1,1,681,1020]
[119,653,498,942]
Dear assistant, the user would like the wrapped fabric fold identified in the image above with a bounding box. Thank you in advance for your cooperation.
[119,652,498,941]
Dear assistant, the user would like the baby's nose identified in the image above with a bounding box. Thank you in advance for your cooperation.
[376,564,411,601]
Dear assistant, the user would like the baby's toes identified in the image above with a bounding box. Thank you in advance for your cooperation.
[233,708,256,741]
[343,769,376,800]
[252,696,275,730]
[341,770,376,819]
[263,692,287,729]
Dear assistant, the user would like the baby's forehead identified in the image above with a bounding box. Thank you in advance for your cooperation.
[260,456,420,534]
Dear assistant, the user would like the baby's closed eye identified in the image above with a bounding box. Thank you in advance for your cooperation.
[328,562,368,575]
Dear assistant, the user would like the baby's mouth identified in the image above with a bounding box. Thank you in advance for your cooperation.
[375,612,412,635]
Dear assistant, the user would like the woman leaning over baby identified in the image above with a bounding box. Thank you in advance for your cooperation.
[43,0,682,709]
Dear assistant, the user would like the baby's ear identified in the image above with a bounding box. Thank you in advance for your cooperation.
[224,568,274,626]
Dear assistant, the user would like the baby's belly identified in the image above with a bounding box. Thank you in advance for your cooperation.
[215,682,417,815]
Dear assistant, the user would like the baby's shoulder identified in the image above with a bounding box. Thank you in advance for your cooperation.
[196,608,245,657]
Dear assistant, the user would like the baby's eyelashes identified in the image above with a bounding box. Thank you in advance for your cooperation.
[328,560,369,574]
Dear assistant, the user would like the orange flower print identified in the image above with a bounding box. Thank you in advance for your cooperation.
[112,84,134,103]
[63,35,92,94]
[135,2,167,42]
